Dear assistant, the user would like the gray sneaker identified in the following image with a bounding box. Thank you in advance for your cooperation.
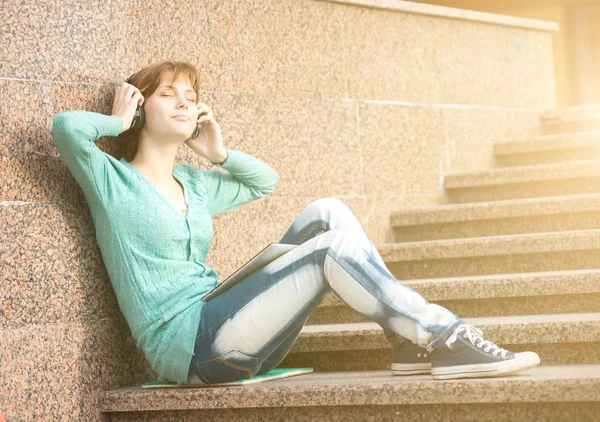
[431,324,540,380]
[391,339,432,376]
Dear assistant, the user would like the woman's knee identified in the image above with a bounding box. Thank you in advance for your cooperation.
[306,197,349,213]
[301,197,353,224]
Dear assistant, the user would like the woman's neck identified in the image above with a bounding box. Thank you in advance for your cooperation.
[129,144,179,186]
[129,158,177,187]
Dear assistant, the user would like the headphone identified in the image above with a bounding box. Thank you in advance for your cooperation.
[121,74,201,141]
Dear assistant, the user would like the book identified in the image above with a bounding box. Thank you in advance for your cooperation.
[142,367,313,388]
[201,243,296,301]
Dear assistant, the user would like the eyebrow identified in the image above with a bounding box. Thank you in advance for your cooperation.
[158,85,196,95]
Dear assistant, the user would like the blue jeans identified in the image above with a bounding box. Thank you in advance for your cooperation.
[187,197,465,384]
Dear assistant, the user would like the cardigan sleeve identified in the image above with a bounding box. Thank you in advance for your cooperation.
[50,111,123,206]
[198,148,280,216]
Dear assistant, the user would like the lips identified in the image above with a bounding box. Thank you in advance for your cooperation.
[172,115,189,121]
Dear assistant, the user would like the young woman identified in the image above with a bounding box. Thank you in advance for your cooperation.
[50,60,540,386]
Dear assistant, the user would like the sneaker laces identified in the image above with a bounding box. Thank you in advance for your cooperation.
[445,324,509,358]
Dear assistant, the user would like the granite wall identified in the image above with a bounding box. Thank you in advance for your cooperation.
[1,0,556,420]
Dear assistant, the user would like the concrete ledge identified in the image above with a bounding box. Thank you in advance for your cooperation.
[378,229,600,262]
[540,105,600,135]
[389,194,600,240]
[311,271,600,323]
[313,294,600,323]
[317,0,559,31]
[391,193,600,227]
[494,131,600,155]
[320,269,600,305]
[444,160,600,189]
[296,313,600,352]
[99,365,599,412]
[542,105,600,123]
[492,128,600,170]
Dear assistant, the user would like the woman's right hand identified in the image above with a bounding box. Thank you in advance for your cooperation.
[112,82,144,134]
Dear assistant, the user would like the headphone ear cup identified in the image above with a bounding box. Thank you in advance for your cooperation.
[132,104,145,131]
[123,74,145,133]
[123,104,145,134]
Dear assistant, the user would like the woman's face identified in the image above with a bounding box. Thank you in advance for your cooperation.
[142,71,199,142]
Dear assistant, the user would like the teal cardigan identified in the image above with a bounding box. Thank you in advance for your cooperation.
[50,111,280,384]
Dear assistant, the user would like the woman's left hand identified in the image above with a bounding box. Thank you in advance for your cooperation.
[184,103,227,163]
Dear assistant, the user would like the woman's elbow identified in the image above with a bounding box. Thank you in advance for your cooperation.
[263,172,280,194]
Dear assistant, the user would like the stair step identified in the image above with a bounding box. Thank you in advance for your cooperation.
[444,160,600,203]
[100,365,600,420]
[378,229,600,280]
[541,105,600,135]
[495,131,600,155]
[494,131,600,166]
[282,314,600,371]
[380,229,600,262]
[308,269,600,323]
[296,313,600,353]
[391,193,600,241]
[445,160,600,190]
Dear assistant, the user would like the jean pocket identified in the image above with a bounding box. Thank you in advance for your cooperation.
[194,348,262,384]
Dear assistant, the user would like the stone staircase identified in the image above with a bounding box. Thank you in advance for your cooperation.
[99,106,600,420]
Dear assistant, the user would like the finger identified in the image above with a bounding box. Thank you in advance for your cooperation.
[197,110,211,120]
[197,115,213,125]
[197,112,213,123]
[198,108,212,118]
[123,83,137,96]
[130,87,142,99]
[198,103,211,113]
[135,92,144,106]
[121,84,136,101]
[125,83,138,94]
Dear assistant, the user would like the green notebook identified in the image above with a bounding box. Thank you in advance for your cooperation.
[142,367,313,388]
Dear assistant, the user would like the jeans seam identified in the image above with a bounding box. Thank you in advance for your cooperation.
[217,357,254,378]
[194,362,212,384]
[195,349,259,383]
[298,222,328,244]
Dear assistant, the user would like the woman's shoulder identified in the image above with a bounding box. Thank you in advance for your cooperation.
[175,163,207,191]
[175,162,200,177]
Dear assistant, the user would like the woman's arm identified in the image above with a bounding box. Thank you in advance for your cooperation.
[190,148,280,216]
[182,102,279,214]
[50,111,123,205]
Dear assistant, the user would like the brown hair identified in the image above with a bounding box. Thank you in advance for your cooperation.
[113,60,201,162]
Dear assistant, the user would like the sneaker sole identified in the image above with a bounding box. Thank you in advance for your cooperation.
[431,352,540,380]
[391,362,432,375]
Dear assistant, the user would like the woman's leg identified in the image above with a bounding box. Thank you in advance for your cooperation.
[258,196,429,373]
[277,197,424,351]
[188,197,462,384]
[272,198,539,380]
[188,198,539,384]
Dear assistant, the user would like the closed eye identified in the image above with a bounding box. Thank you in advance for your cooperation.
[162,94,196,102]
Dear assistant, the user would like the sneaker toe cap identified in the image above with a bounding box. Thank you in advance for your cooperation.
[514,351,541,365]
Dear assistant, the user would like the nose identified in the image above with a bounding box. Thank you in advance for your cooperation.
[177,98,188,109]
